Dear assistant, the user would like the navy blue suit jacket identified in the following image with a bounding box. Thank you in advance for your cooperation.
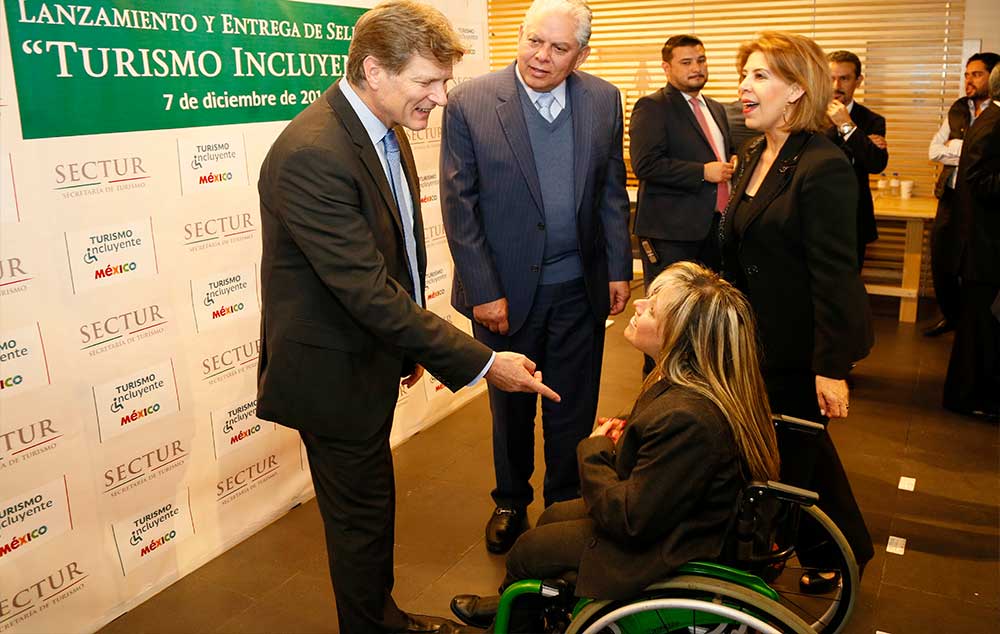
[439,64,632,335]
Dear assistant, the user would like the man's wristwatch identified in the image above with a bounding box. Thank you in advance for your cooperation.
[838,122,856,137]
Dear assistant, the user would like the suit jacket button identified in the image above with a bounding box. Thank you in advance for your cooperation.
[746,265,759,276]
[537,222,545,230]
[530,265,540,272]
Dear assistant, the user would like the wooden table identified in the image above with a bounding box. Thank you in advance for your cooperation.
[870,196,937,322]
[627,188,937,323]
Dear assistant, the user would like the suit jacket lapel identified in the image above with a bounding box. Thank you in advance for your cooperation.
[397,130,427,281]
[569,73,591,214]
[728,136,762,205]
[667,85,717,157]
[739,132,813,232]
[327,82,406,239]
[496,64,545,217]
[630,378,673,419]
[707,100,731,157]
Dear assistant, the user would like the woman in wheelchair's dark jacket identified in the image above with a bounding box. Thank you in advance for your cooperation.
[568,381,744,599]
[502,262,781,602]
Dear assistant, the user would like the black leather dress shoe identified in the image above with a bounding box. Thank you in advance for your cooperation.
[485,507,527,554]
[451,594,500,628]
[944,403,1000,421]
[392,613,460,633]
[437,622,486,634]
[799,570,841,594]
[922,318,954,337]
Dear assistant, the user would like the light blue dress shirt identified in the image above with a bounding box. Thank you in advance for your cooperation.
[337,80,494,385]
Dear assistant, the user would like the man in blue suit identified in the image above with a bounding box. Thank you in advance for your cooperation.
[440,0,632,554]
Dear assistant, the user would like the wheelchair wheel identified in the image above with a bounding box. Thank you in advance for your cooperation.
[765,504,858,634]
[566,576,813,634]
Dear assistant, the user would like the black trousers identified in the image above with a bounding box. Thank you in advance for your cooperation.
[930,189,963,324]
[474,279,604,509]
[301,420,408,634]
[765,372,875,572]
[944,281,1000,414]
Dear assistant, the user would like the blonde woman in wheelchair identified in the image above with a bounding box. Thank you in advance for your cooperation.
[447,261,784,633]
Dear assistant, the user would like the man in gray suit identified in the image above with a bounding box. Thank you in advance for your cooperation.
[440,0,632,554]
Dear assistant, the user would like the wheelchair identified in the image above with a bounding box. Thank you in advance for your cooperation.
[489,415,859,634]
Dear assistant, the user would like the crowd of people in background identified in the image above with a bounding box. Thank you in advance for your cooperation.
[254,0,999,631]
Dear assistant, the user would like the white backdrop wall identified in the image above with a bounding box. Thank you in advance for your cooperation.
[0,1,489,632]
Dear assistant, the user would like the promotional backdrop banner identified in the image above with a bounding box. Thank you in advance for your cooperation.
[0,1,489,632]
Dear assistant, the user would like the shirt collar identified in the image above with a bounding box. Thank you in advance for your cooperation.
[681,91,707,109]
[845,100,855,113]
[338,79,390,148]
[515,64,567,109]
[968,97,990,120]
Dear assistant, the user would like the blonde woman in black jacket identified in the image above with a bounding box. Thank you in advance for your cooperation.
[721,32,875,590]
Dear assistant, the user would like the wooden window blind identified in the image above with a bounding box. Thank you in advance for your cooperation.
[487,0,966,195]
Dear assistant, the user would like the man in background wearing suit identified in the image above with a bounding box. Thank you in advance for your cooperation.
[825,50,889,270]
[926,52,1000,337]
[440,0,632,555]
[256,3,557,632]
[629,34,733,373]
[945,65,1000,419]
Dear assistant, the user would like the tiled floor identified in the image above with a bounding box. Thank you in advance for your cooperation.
[98,296,1000,634]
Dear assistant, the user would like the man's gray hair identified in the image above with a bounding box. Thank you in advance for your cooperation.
[522,0,593,48]
[991,65,1000,100]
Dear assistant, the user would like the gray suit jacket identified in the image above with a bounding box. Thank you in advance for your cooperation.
[439,64,632,335]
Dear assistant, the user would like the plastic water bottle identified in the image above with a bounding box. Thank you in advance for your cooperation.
[876,173,888,199]
[889,172,900,197]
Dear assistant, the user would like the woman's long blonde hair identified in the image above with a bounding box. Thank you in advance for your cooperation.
[644,262,779,481]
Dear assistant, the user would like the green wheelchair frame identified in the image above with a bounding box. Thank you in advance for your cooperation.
[491,416,859,634]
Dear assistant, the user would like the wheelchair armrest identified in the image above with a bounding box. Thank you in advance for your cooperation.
[761,480,819,506]
[772,414,825,434]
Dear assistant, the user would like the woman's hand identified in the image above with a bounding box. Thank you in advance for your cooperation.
[591,417,626,441]
[816,375,850,418]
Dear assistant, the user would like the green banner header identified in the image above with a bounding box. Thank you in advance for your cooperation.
[4,0,367,139]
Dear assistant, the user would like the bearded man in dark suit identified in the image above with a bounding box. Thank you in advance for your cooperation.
[944,65,1000,419]
[256,3,557,632]
[825,50,889,270]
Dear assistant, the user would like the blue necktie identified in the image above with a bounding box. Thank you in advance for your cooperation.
[382,129,423,307]
[535,92,555,122]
